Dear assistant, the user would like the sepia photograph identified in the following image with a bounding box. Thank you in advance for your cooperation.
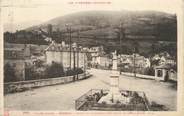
[0,0,184,115]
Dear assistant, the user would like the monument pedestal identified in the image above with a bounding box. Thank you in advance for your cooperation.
[98,71,130,104]
[98,51,131,104]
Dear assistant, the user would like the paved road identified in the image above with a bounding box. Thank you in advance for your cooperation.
[4,69,177,111]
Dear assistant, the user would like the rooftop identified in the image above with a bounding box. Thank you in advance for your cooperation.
[45,41,91,52]
[4,50,24,60]
[155,64,172,69]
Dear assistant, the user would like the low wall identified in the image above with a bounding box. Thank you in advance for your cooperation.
[121,72,177,82]
[121,72,155,80]
[4,72,92,94]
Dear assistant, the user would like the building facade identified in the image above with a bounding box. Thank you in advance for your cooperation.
[4,44,28,82]
[89,46,111,69]
[45,41,87,70]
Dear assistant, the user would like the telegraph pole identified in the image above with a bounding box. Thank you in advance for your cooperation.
[66,24,72,69]
[119,22,125,74]
[77,31,80,80]
[73,44,76,81]
[119,22,125,52]
[69,27,72,69]
[84,53,86,77]
[73,48,76,69]
[133,48,136,77]
[119,22,122,49]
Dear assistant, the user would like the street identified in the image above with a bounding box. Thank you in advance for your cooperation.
[4,69,177,111]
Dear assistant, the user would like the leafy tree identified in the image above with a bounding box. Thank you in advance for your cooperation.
[66,68,84,76]
[4,63,16,82]
[45,61,65,78]
[132,41,140,53]
[145,67,155,76]
[150,59,160,67]
[25,66,37,80]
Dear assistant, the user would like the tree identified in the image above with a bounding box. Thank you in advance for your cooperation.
[45,61,65,78]
[145,67,155,76]
[151,59,160,67]
[4,63,16,82]
[151,43,156,54]
[132,41,140,53]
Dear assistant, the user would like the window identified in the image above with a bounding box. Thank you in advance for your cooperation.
[157,70,163,77]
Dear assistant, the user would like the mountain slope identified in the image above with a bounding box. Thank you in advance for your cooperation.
[27,10,177,42]
[4,10,177,56]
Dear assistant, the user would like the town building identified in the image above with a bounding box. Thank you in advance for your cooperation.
[119,54,151,68]
[4,43,31,58]
[154,64,177,81]
[135,56,151,68]
[159,56,176,65]
[4,43,31,81]
[152,52,176,66]
[96,55,112,69]
[89,46,111,69]
[45,41,87,71]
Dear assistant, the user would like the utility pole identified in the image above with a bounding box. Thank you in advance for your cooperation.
[119,22,125,52]
[73,45,76,81]
[66,24,72,69]
[73,45,76,70]
[119,23,122,49]
[84,53,86,77]
[69,27,72,69]
[133,47,136,77]
[119,22,125,74]
[77,30,80,80]
[47,24,53,37]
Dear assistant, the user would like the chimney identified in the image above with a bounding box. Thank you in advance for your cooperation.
[47,24,53,37]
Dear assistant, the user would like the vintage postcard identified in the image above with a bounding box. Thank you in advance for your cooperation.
[0,0,184,116]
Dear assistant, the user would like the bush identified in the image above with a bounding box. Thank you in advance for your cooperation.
[45,62,65,78]
[102,101,107,105]
[25,66,35,80]
[76,68,84,74]
[144,67,155,76]
[4,63,16,82]
[25,61,84,80]
[25,66,46,80]
[7,86,29,93]
[66,68,84,76]
[120,65,134,73]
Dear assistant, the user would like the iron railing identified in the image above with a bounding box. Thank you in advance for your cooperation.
[75,89,150,111]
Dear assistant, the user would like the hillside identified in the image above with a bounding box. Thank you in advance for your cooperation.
[4,10,177,56]
[27,10,177,42]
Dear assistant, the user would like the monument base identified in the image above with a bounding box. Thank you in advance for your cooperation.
[98,72,131,104]
[98,91,131,104]
[75,89,150,111]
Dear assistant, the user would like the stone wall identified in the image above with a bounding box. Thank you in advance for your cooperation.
[4,59,25,81]
[121,72,177,81]
[121,72,155,79]
[4,72,92,94]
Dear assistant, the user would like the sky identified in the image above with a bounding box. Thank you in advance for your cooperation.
[1,0,182,24]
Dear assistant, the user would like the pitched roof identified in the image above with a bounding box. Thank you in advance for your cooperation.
[155,64,172,69]
[4,50,24,60]
[45,41,88,52]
